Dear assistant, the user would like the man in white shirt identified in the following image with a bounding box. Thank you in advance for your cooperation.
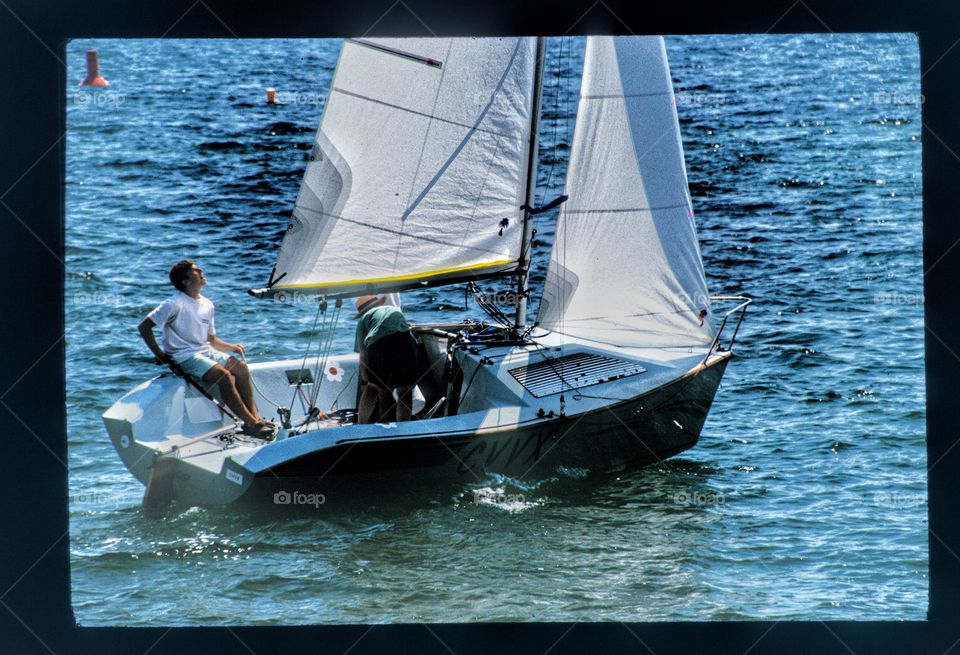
[138,260,275,438]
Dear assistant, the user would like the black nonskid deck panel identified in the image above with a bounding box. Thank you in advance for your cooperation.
[508,351,647,397]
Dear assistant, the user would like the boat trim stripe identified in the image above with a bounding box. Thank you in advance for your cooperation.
[272,259,516,290]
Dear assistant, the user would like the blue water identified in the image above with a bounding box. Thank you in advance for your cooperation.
[66,34,925,624]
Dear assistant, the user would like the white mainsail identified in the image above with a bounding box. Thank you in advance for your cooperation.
[538,36,715,349]
[260,37,539,298]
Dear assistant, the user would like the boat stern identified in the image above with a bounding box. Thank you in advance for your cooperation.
[102,373,234,486]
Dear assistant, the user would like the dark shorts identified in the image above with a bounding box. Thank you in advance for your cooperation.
[363,331,419,388]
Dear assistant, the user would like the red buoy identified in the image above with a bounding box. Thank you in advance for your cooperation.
[80,49,109,87]
[266,87,278,105]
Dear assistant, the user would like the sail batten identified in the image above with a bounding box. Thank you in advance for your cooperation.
[562,202,690,214]
[260,37,539,300]
[538,36,714,349]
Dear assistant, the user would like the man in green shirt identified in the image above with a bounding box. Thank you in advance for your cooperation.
[353,294,419,423]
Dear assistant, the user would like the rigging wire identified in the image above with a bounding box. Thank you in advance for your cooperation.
[309,298,343,413]
[467,282,512,327]
[288,298,326,416]
[457,356,487,407]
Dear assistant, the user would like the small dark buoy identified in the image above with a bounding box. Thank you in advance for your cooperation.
[80,49,109,87]
[266,87,279,105]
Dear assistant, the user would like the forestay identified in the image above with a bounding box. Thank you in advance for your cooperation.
[538,36,715,349]
[257,37,538,299]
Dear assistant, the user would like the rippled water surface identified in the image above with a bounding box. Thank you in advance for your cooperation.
[66,34,925,624]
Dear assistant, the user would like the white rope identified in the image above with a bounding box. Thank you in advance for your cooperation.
[242,352,285,410]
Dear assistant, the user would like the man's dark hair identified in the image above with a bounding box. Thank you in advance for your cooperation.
[169,259,196,291]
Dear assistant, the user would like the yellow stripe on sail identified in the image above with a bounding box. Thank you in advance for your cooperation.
[273,259,516,290]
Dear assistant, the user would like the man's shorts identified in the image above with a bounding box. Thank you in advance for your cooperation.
[177,349,233,379]
[364,331,419,388]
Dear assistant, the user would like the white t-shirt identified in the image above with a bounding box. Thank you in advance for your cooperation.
[147,291,217,363]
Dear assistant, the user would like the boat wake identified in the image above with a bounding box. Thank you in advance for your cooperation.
[458,472,555,513]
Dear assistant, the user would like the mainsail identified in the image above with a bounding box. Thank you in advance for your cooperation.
[538,36,715,349]
[255,37,539,299]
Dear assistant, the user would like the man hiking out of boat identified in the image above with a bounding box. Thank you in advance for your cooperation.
[137,260,277,438]
[353,294,419,424]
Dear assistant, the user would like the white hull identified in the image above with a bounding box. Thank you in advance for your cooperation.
[104,330,731,506]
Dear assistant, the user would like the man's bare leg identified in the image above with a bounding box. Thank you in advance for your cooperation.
[375,386,396,423]
[358,351,373,424]
[396,386,413,422]
[358,382,382,424]
[202,364,259,427]
[225,358,262,421]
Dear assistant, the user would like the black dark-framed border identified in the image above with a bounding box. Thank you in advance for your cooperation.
[1,0,952,652]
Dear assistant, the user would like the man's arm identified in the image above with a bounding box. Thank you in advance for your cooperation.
[208,334,246,357]
[138,317,172,365]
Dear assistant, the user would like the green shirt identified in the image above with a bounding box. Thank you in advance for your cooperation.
[354,305,411,352]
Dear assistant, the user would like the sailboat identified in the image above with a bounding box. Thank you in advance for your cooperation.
[103,35,749,507]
